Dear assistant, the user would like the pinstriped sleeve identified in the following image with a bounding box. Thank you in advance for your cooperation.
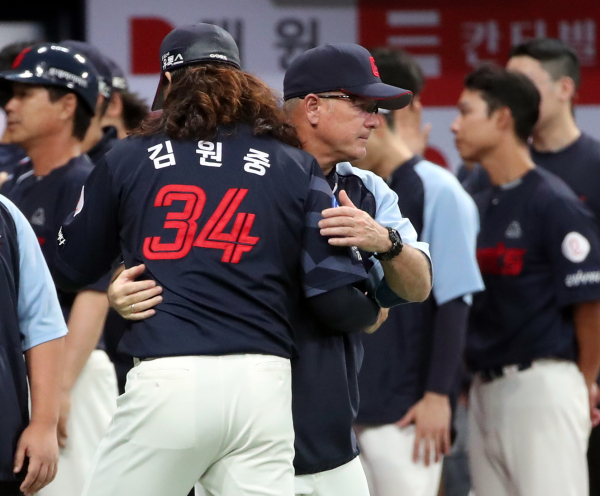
[302,161,368,297]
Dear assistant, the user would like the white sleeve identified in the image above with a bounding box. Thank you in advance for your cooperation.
[0,195,68,350]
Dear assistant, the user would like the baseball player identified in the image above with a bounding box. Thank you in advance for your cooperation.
[352,47,483,496]
[52,24,375,496]
[452,64,600,496]
[506,37,600,495]
[0,44,117,496]
[110,42,433,496]
[0,194,67,496]
[100,57,149,139]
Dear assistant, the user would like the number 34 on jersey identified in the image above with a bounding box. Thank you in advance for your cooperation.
[143,140,267,264]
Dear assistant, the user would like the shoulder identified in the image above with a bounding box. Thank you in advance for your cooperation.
[532,168,592,218]
[0,195,22,225]
[579,133,600,156]
[335,162,395,201]
[414,159,477,213]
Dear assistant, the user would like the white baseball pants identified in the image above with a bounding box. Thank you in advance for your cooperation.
[469,360,591,496]
[356,424,443,496]
[82,354,295,496]
[294,456,370,496]
[39,350,118,496]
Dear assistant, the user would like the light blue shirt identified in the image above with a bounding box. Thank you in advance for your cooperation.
[0,195,68,350]
[335,162,432,307]
[414,159,484,305]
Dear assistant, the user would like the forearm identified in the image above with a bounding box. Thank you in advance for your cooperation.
[63,290,109,391]
[575,301,600,387]
[426,298,469,395]
[308,285,380,333]
[381,245,432,302]
[25,337,66,427]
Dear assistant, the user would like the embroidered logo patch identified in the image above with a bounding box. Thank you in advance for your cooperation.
[562,232,590,263]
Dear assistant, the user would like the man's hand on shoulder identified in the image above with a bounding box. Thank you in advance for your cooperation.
[319,190,391,253]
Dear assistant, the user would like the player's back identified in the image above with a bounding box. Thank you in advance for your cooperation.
[56,124,365,360]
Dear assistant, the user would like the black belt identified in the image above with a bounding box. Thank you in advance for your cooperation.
[477,361,534,383]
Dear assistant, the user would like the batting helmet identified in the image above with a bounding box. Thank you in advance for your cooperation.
[0,43,99,113]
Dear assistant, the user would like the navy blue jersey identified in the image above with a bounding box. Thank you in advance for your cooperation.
[54,125,367,360]
[532,133,600,225]
[0,155,94,317]
[291,162,430,474]
[358,157,482,425]
[467,167,600,371]
[87,126,119,165]
[0,144,27,176]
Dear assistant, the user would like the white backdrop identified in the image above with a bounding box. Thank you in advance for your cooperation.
[86,0,600,172]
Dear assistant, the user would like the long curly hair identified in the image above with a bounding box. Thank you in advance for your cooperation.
[136,63,301,148]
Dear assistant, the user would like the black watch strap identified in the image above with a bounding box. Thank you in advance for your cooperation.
[374,227,403,261]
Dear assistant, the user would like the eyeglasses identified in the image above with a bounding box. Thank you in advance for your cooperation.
[301,93,379,114]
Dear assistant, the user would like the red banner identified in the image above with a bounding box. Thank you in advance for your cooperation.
[359,1,600,105]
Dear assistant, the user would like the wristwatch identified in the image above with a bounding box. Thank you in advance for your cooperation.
[374,227,404,261]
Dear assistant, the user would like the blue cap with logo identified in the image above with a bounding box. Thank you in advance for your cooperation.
[284,43,413,110]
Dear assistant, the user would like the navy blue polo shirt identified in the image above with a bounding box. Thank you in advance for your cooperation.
[357,157,482,425]
[467,167,600,371]
[0,155,94,318]
[292,161,430,474]
[54,125,367,360]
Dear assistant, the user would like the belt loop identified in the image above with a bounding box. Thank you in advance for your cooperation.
[133,357,141,367]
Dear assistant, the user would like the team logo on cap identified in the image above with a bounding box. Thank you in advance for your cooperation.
[47,67,89,88]
[562,231,590,263]
[11,47,32,69]
[209,54,228,61]
[370,57,380,77]
[162,51,184,71]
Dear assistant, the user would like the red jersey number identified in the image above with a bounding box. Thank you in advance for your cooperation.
[143,185,259,263]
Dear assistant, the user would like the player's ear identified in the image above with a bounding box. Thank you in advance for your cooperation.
[494,106,513,133]
[162,72,173,99]
[304,94,321,126]
[558,76,576,103]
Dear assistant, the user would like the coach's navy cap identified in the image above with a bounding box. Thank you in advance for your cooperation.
[152,23,241,110]
[284,43,413,110]
[0,43,99,113]
[61,40,112,99]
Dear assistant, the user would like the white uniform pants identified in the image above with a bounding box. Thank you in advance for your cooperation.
[356,424,443,496]
[469,360,591,496]
[294,457,370,496]
[39,350,118,496]
[83,354,295,496]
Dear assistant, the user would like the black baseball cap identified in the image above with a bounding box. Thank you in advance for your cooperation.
[0,43,99,113]
[284,43,413,110]
[152,23,241,110]
[61,40,112,99]
[104,57,128,92]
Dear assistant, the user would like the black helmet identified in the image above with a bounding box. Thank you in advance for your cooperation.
[61,40,113,99]
[0,43,99,113]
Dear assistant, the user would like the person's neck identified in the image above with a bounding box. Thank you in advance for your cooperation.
[532,111,581,152]
[80,123,104,154]
[26,134,82,176]
[368,136,414,180]
[480,139,534,186]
